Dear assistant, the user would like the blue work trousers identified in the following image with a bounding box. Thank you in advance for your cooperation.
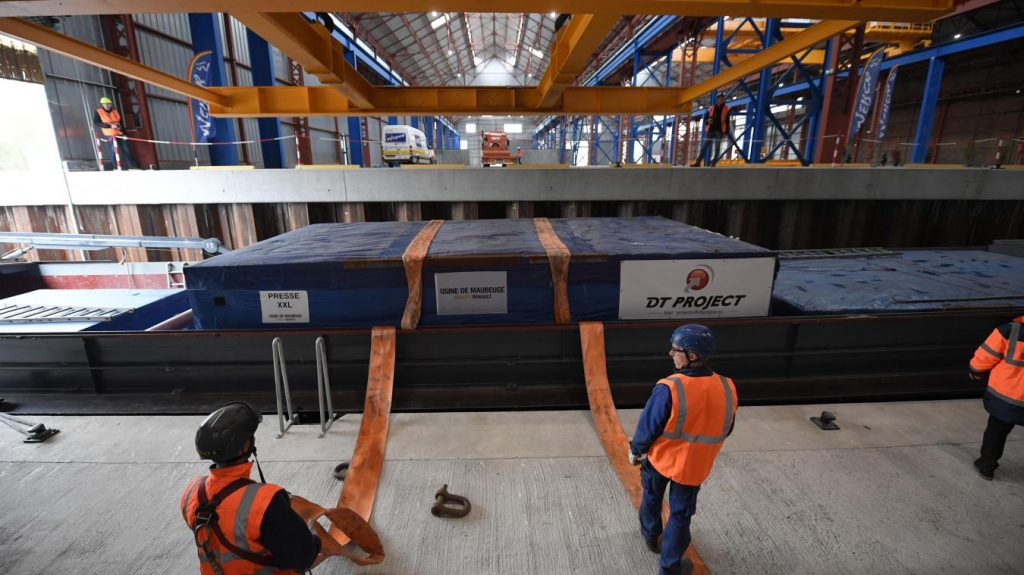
[105,136,135,170]
[640,458,700,575]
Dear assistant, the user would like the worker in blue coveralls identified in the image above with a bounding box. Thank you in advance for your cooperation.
[629,325,738,575]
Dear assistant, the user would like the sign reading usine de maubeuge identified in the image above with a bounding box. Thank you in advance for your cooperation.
[618,259,774,320]
[435,271,508,315]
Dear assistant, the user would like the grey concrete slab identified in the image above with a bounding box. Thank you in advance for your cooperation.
[323,458,657,575]
[1,400,1023,575]
[9,167,1023,207]
[695,442,1024,575]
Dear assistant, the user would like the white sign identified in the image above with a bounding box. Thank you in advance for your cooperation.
[259,290,310,323]
[435,271,508,315]
[618,258,775,320]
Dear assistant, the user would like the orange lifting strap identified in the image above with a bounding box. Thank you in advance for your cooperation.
[579,321,709,575]
[401,220,445,330]
[330,326,396,548]
[290,495,384,567]
[534,217,572,323]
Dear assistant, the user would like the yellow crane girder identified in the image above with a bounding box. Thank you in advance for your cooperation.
[0,14,861,117]
[0,0,956,21]
[231,12,374,109]
[535,14,621,108]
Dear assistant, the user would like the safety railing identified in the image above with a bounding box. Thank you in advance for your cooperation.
[271,336,337,439]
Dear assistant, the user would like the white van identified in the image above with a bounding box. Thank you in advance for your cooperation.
[382,125,433,166]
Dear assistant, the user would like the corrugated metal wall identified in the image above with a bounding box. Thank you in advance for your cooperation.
[36,17,533,170]
[38,17,117,162]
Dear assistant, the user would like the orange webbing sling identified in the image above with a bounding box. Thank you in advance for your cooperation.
[401,220,445,330]
[534,217,572,323]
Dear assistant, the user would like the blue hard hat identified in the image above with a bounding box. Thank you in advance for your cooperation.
[670,324,715,358]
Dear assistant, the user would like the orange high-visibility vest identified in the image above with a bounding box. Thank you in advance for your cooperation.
[647,373,738,486]
[705,104,730,133]
[96,108,123,137]
[971,316,1024,408]
[181,462,292,575]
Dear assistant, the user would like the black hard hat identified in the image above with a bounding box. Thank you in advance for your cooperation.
[195,401,262,462]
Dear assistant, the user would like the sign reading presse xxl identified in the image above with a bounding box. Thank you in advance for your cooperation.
[435,271,508,315]
[618,259,774,320]
[260,290,310,323]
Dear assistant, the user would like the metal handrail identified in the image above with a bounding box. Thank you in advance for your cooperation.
[315,337,337,438]
[271,337,298,438]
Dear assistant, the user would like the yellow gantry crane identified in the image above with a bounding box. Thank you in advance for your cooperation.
[0,0,957,116]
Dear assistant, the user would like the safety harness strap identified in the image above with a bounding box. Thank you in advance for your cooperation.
[193,477,276,568]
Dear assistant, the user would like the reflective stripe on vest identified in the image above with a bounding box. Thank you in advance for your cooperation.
[182,477,203,522]
[980,342,1003,359]
[1006,323,1024,367]
[232,484,267,557]
[661,374,734,444]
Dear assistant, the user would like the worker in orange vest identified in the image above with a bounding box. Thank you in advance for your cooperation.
[516,147,523,164]
[181,402,322,574]
[969,315,1024,480]
[629,325,738,575]
[92,96,136,169]
[691,93,731,167]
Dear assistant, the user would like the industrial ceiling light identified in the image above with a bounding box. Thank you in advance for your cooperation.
[549,12,556,18]
[448,49,454,55]
[527,72,532,77]
[954,33,962,39]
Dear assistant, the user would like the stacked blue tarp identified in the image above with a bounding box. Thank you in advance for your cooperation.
[772,250,1024,315]
[186,217,776,329]
[0,289,189,333]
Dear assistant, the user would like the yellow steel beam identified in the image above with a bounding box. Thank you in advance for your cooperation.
[676,20,859,107]
[713,19,931,43]
[535,14,620,108]
[679,47,827,65]
[0,16,229,106]
[205,85,694,117]
[0,1,956,21]
[232,12,373,109]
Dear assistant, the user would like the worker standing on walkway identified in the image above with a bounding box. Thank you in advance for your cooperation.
[691,94,731,167]
[93,96,137,170]
[516,147,523,164]
[629,325,738,575]
[969,315,1024,480]
[181,402,322,574]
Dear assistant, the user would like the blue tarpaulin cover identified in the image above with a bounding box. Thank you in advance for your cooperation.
[772,250,1024,315]
[186,217,773,329]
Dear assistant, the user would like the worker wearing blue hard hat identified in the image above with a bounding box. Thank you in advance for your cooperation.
[629,324,738,575]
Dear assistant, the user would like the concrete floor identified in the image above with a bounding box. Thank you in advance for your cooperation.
[0,400,1022,574]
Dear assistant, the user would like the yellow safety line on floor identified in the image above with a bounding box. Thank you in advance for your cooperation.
[534,217,572,323]
[401,220,445,330]
[579,321,709,575]
[330,325,396,546]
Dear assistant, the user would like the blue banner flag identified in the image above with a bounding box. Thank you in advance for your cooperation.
[848,48,886,141]
[876,65,899,142]
[186,50,217,144]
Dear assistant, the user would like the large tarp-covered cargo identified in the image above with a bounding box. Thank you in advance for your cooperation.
[772,250,1024,315]
[185,217,777,329]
